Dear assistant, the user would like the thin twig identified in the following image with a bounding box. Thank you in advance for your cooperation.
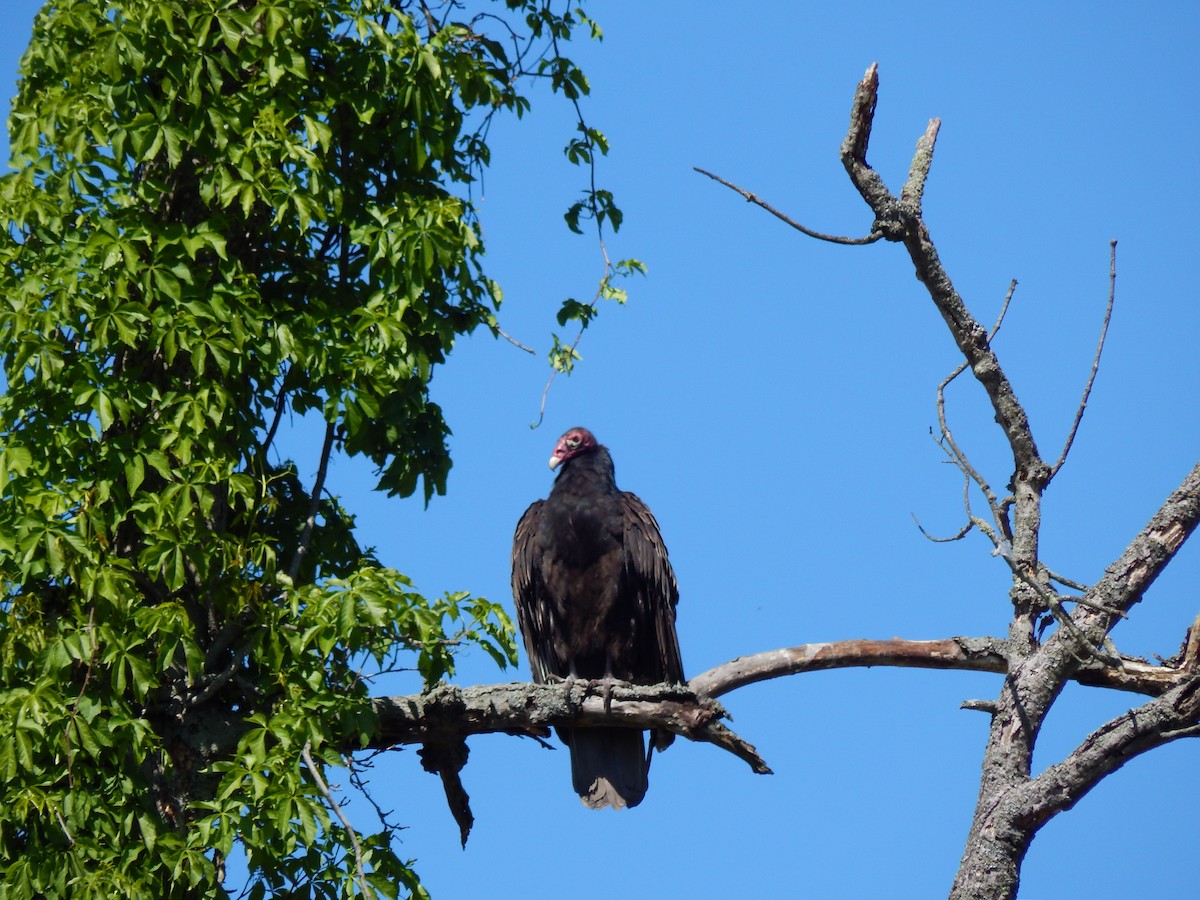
[261,370,289,460]
[533,329,581,429]
[693,167,883,245]
[288,421,336,583]
[912,463,977,543]
[931,419,1003,530]
[532,238,611,429]
[1064,595,1128,618]
[348,758,399,836]
[496,325,536,354]
[1046,569,1089,593]
[990,279,1019,341]
[929,278,1020,537]
[912,509,974,543]
[1050,240,1117,479]
[302,743,374,900]
[1004,562,1121,664]
[935,279,1018,491]
[54,806,75,846]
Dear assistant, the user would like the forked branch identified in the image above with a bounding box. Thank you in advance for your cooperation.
[839,64,1047,484]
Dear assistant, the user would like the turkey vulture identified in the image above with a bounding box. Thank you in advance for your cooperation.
[511,427,684,809]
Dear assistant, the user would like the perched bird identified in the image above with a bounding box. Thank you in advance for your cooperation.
[512,427,684,809]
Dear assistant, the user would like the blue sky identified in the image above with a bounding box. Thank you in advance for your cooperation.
[4,3,1199,898]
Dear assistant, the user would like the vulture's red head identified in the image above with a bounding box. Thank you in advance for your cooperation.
[549,427,597,470]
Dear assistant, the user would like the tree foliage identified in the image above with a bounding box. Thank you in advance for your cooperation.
[0,1,621,896]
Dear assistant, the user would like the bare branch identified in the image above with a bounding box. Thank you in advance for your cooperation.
[1002,561,1121,665]
[1049,240,1117,479]
[495,325,536,354]
[986,278,1019,344]
[840,63,893,214]
[900,117,941,209]
[53,806,75,847]
[911,508,973,543]
[302,742,375,900]
[689,639,1009,698]
[1068,459,1200,640]
[260,370,289,460]
[369,680,771,774]
[1184,612,1200,669]
[364,640,1197,772]
[961,699,998,713]
[1017,673,1200,828]
[838,63,1048,485]
[693,167,883,245]
[685,638,1196,700]
[288,420,336,583]
[935,275,1018,443]
[1046,568,1089,593]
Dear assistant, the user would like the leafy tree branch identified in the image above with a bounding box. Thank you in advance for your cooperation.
[0,2,629,897]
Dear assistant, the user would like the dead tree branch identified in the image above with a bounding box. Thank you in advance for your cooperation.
[842,65,1047,488]
[1049,240,1117,479]
[931,278,1020,535]
[369,614,1200,847]
[288,420,336,583]
[1063,459,1200,645]
[370,638,1200,763]
[693,167,882,244]
[689,639,1006,697]
[694,61,1200,900]
[370,679,767,773]
[1016,672,1200,828]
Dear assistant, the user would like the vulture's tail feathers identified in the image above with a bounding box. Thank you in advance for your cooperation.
[566,727,648,810]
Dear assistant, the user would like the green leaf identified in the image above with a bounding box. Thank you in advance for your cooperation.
[96,391,115,432]
[0,444,33,492]
[138,812,158,853]
[124,454,145,495]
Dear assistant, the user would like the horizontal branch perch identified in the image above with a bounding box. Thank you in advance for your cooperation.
[368,633,1196,844]
[370,636,1195,759]
[689,638,1007,697]
[369,679,770,774]
[688,638,1193,699]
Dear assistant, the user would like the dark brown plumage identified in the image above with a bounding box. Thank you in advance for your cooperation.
[512,427,684,809]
